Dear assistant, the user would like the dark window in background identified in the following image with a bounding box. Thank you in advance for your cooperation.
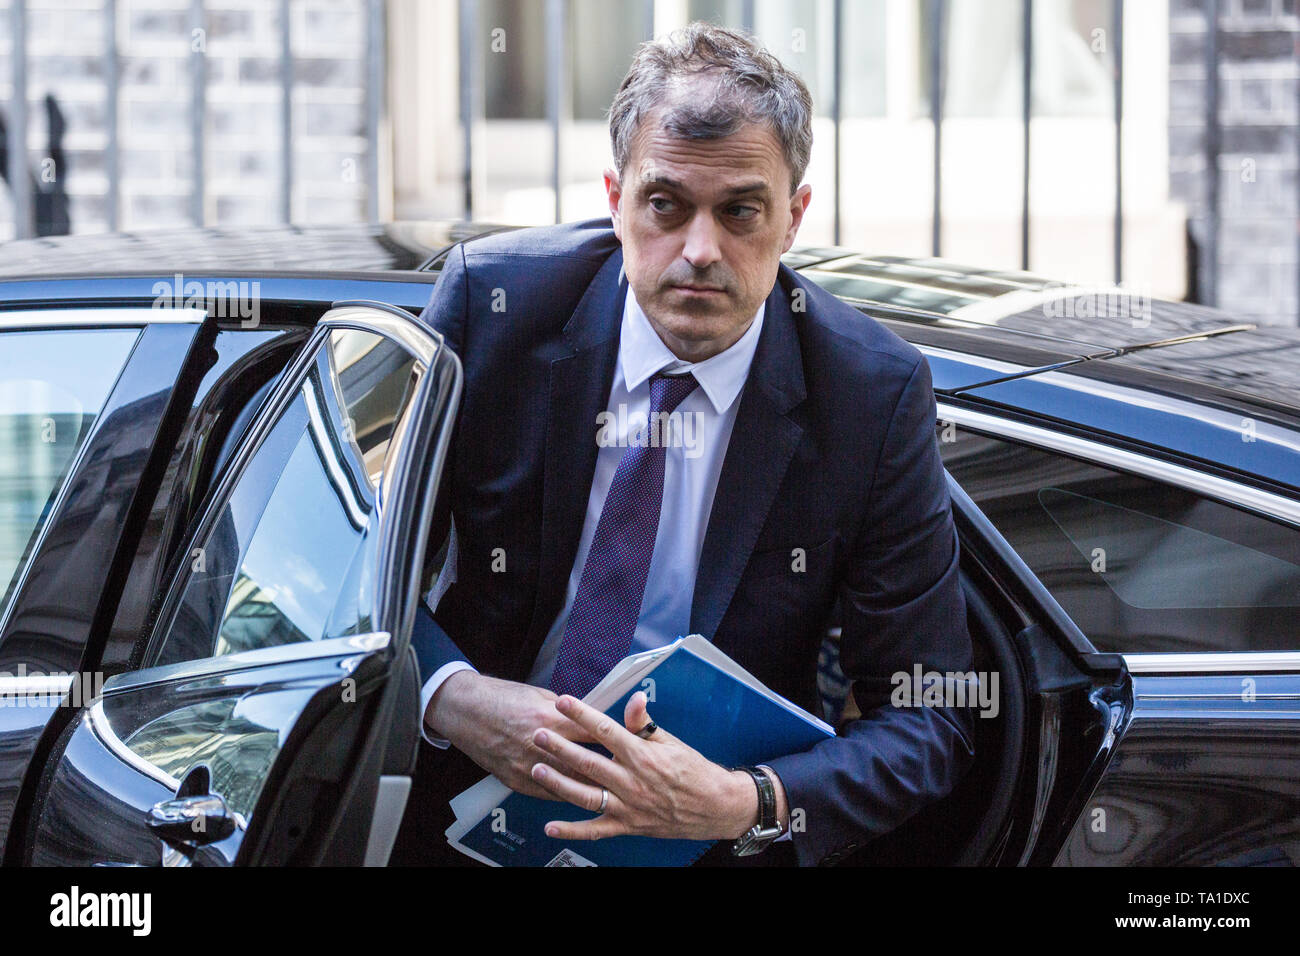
[571,0,645,121]
[483,0,888,123]
[482,0,643,122]
[940,427,1300,654]
[690,0,887,117]
[482,0,546,119]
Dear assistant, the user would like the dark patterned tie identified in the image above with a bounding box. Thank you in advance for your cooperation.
[548,371,700,699]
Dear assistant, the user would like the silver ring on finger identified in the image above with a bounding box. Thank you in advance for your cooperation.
[598,788,609,814]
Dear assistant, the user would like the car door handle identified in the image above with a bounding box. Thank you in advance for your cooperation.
[147,793,237,846]
[146,764,236,849]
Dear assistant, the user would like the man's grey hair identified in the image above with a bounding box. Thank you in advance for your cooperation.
[608,22,814,195]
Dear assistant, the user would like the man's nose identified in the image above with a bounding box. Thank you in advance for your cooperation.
[681,211,723,270]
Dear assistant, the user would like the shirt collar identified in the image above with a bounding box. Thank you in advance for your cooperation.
[618,287,765,416]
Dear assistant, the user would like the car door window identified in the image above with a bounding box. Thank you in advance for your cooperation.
[151,327,419,667]
[0,327,139,619]
[940,427,1300,654]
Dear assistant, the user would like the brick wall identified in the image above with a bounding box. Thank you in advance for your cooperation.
[0,0,371,239]
[1170,0,1300,326]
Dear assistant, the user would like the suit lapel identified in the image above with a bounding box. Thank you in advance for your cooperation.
[527,249,626,657]
[691,269,806,640]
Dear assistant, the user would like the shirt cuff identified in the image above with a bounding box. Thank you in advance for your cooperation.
[419,660,479,748]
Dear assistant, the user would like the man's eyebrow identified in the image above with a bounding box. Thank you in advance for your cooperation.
[639,176,771,198]
[721,181,770,198]
[640,174,682,190]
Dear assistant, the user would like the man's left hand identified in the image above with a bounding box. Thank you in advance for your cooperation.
[528,692,772,842]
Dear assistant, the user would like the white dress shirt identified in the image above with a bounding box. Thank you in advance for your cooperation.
[419,286,765,745]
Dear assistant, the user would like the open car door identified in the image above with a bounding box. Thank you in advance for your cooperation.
[840,472,1136,867]
[21,302,460,867]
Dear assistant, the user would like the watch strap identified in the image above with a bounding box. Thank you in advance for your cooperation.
[731,765,781,856]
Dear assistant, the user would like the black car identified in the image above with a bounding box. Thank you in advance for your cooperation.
[0,222,1296,866]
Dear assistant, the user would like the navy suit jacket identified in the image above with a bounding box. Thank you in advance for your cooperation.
[411,217,975,866]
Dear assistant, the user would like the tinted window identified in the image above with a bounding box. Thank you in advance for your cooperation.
[154,329,419,666]
[0,328,139,619]
[940,427,1300,654]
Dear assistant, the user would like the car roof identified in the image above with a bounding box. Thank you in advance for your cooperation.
[0,221,514,276]
[791,251,1300,416]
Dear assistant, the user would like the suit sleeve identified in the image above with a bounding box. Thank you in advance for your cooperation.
[764,355,976,866]
[410,243,473,688]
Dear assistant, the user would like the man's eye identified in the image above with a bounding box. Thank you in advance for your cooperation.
[728,205,759,220]
[649,197,675,213]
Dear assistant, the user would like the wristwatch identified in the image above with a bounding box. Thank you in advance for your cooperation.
[731,765,783,856]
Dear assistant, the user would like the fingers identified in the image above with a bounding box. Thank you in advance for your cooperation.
[532,727,633,792]
[538,695,596,744]
[529,763,612,815]
[543,815,628,842]
[553,695,639,760]
[623,691,650,734]
[622,693,679,749]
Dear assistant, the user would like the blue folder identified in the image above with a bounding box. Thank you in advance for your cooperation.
[449,636,834,867]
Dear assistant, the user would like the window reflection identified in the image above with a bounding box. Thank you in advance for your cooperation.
[123,696,281,820]
[0,328,139,619]
[941,427,1300,653]
[157,329,421,666]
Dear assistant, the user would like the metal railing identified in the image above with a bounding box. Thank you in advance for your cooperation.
[1,0,1290,320]
[447,0,1275,313]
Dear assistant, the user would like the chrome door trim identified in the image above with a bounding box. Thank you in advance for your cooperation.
[1123,652,1300,675]
[302,375,370,529]
[322,302,439,366]
[107,632,391,696]
[0,673,75,701]
[0,307,206,329]
[935,402,1300,528]
[87,702,184,792]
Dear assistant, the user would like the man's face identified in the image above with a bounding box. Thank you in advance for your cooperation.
[605,114,812,362]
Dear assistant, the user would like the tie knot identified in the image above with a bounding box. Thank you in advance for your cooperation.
[648,371,699,415]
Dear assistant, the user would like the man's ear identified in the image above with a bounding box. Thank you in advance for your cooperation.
[781,183,813,254]
[604,166,624,240]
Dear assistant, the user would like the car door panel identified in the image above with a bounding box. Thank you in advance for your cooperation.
[838,473,1132,866]
[20,303,461,867]
[1054,672,1300,866]
[946,477,1132,866]
[0,311,206,861]
[29,636,390,866]
[937,399,1300,866]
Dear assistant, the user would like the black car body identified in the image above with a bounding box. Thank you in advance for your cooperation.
[0,222,1296,866]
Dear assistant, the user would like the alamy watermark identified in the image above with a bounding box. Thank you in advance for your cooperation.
[890,664,999,719]
[152,273,261,328]
[0,665,104,708]
[1041,281,1152,327]
[596,405,704,458]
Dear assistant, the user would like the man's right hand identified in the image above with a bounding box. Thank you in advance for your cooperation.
[424,670,595,799]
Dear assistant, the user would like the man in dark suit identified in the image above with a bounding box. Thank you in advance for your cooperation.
[398,22,974,867]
